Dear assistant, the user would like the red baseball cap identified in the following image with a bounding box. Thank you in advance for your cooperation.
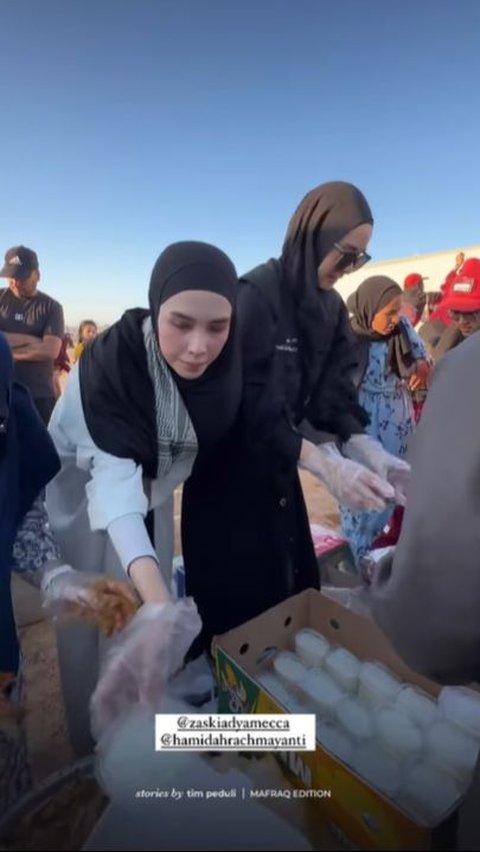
[442,259,480,313]
[404,273,427,289]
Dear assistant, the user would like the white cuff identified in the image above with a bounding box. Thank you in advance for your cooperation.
[107,513,157,573]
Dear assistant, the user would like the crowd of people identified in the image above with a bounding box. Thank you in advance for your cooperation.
[1,185,480,842]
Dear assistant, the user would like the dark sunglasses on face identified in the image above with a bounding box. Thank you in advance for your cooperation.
[333,242,371,273]
[449,309,480,321]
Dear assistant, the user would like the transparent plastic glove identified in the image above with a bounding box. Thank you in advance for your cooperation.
[90,597,202,741]
[300,441,395,512]
[343,435,410,506]
[41,564,139,636]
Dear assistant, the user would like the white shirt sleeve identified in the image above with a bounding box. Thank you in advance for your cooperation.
[49,364,158,572]
[107,513,157,572]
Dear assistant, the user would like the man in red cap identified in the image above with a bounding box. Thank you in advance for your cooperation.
[420,259,480,363]
[402,272,427,327]
[442,258,480,338]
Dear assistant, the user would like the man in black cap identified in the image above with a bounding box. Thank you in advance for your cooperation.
[0,246,64,424]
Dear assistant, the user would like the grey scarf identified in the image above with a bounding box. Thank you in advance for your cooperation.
[143,316,197,478]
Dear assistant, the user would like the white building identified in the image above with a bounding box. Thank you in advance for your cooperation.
[336,243,480,304]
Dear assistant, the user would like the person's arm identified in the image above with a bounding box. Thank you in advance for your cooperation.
[48,364,171,605]
[85,456,172,604]
[13,299,64,362]
[304,301,370,443]
[11,334,62,362]
[431,322,464,363]
[237,284,395,511]
[370,335,480,684]
[5,332,40,347]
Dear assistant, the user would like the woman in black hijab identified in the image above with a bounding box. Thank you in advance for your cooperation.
[45,241,241,755]
[183,182,410,652]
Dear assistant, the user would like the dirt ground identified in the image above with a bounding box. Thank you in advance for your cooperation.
[17,475,340,785]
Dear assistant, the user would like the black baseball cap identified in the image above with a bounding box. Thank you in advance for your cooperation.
[0,246,39,280]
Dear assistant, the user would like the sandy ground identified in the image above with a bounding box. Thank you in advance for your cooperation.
[15,476,340,785]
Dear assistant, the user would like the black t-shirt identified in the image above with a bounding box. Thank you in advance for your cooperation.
[0,288,65,398]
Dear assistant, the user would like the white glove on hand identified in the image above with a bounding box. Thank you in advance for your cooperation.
[41,565,138,636]
[90,598,202,742]
[300,441,395,512]
[343,435,410,506]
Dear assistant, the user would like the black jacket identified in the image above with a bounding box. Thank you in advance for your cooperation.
[182,262,367,653]
[237,260,368,464]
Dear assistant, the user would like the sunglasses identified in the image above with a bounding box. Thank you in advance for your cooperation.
[449,309,480,321]
[333,243,371,273]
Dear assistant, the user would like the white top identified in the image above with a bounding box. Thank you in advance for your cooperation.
[47,364,194,573]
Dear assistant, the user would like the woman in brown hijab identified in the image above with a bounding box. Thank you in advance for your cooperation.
[341,275,430,565]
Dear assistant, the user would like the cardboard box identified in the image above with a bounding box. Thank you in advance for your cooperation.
[213,589,459,851]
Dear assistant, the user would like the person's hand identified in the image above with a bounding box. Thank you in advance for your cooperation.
[41,565,139,636]
[408,359,431,392]
[300,441,395,512]
[90,598,202,741]
[342,435,410,506]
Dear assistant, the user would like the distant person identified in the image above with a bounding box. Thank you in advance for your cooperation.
[401,273,427,327]
[73,319,98,362]
[427,251,467,330]
[53,332,73,398]
[419,259,480,362]
[448,250,466,284]
[0,246,64,424]
[425,290,442,319]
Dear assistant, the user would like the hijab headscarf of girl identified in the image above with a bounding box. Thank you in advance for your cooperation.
[349,275,416,379]
[80,242,241,478]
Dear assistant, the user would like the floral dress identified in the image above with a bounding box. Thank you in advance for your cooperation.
[340,318,427,566]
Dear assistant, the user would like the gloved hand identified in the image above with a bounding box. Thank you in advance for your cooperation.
[90,597,202,741]
[41,564,139,636]
[300,440,395,512]
[343,435,410,506]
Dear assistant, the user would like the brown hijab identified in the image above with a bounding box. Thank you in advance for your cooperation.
[349,276,417,379]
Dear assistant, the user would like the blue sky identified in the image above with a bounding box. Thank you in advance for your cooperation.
[1,0,479,324]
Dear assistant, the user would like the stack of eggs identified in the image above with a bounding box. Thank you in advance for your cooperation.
[256,628,480,826]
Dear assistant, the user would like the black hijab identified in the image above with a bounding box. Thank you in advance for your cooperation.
[80,242,241,478]
[349,276,417,379]
[1,333,60,673]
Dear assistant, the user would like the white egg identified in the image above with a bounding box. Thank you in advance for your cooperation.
[324,648,360,692]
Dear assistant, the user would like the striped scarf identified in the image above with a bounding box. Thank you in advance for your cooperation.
[143,316,197,479]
